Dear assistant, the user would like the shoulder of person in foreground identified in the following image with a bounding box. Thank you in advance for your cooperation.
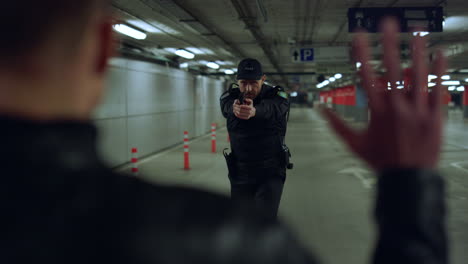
[103,172,318,264]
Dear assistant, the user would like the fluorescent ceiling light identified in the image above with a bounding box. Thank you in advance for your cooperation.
[184,47,204,54]
[186,47,214,55]
[335,73,343,79]
[224,69,235,75]
[291,92,298,97]
[175,49,195,59]
[397,85,404,89]
[442,80,461,86]
[127,20,161,33]
[413,31,430,37]
[448,86,456,91]
[206,62,220,69]
[442,75,450,80]
[180,62,189,68]
[113,24,147,40]
[322,80,330,86]
[457,86,465,91]
[428,82,436,87]
[428,74,437,80]
[459,69,468,73]
[216,61,233,66]
[329,77,336,82]
[356,62,362,68]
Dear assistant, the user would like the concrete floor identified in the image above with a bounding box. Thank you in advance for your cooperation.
[119,107,468,264]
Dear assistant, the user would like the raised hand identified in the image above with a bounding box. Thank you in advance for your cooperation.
[322,18,447,170]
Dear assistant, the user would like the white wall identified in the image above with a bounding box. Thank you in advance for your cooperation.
[93,57,226,168]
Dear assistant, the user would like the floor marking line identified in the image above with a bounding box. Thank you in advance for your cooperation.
[446,142,468,151]
[338,167,374,189]
[450,161,468,174]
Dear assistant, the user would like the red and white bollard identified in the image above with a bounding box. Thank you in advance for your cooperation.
[184,131,190,170]
[211,123,217,153]
[131,148,139,176]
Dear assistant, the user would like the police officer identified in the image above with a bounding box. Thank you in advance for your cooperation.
[220,58,290,220]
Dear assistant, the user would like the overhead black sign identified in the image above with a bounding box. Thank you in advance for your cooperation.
[348,7,443,33]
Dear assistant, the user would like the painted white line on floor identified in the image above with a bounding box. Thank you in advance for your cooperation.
[450,161,468,174]
[446,141,468,150]
[338,167,374,189]
[117,127,227,173]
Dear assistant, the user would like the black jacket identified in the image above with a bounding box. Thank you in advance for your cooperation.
[0,116,447,264]
[220,84,289,163]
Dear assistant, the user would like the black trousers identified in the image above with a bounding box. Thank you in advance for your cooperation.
[229,165,285,220]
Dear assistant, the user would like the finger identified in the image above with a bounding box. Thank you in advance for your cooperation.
[234,99,240,105]
[429,49,448,113]
[244,98,253,105]
[238,108,250,114]
[410,30,429,111]
[238,114,250,119]
[321,108,362,155]
[353,31,383,112]
[381,17,404,106]
[239,105,252,110]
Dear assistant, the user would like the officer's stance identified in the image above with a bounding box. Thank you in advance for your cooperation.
[220,58,290,220]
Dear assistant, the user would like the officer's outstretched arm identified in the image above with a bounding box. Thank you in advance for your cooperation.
[220,92,235,118]
[253,97,289,122]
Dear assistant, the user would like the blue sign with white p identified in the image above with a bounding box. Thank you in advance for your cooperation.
[301,48,314,61]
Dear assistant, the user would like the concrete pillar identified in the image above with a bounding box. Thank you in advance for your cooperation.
[463,91,468,119]
[354,84,369,122]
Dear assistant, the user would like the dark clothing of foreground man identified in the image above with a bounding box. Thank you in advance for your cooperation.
[0,118,447,264]
[0,0,448,263]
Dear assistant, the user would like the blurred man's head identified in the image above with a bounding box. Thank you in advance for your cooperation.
[236,58,266,100]
[0,0,113,121]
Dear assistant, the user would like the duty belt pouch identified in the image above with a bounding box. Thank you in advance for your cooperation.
[282,144,294,170]
[223,148,237,179]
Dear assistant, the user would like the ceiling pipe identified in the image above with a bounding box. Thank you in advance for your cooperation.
[256,0,268,23]
[170,0,247,60]
[230,0,290,87]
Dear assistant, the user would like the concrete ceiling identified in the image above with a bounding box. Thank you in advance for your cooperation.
[112,0,468,89]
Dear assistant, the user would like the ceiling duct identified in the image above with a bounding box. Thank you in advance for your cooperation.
[164,0,247,60]
[179,20,212,35]
[155,0,194,20]
[230,0,289,87]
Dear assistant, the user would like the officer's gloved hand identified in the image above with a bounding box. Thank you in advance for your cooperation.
[234,99,256,120]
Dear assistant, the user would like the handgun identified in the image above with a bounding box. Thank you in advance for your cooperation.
[238,92,245,105]
[237,93,245,105]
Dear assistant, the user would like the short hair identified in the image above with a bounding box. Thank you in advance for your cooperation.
[0,0,109,64]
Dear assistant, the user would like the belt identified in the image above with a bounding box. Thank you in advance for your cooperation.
[235,156,281,169]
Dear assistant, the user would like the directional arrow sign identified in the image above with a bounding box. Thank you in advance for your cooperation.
[338,167,375,189]
[292,48,300,62]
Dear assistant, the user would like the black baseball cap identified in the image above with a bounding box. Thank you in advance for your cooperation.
[236,58,263,80]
